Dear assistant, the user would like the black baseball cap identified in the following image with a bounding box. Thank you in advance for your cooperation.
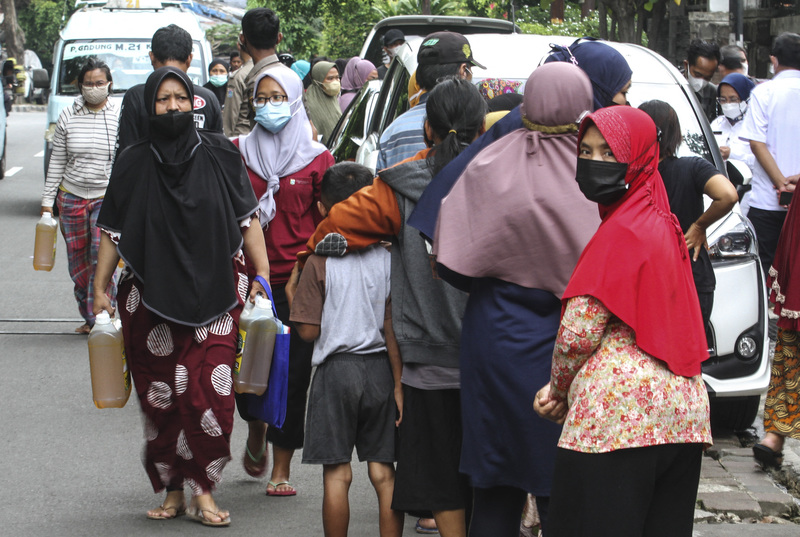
[383,29,405,47]
[417,31,485,69]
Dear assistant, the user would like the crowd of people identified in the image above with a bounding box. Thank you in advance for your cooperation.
[36,2,800,534]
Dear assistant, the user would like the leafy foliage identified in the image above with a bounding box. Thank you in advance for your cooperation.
[16,0,77,72]
[205,23,241,57]
[516,4,600,38]
[372,0,462,18]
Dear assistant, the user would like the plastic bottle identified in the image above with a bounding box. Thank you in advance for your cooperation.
[235,295,279,396]
[33,211,58,271]
[88,311,131,408]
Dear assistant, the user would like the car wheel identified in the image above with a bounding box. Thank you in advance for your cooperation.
[710,395,760,432]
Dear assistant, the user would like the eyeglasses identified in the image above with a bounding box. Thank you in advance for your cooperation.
[717,97,742,105]
[82,81,109,88]
[252,95,289,108]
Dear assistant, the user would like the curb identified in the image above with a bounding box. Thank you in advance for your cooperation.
[10,104,47,113]
[695,433,799,525]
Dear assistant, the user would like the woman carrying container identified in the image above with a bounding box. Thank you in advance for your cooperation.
[41,58,119,334]
[92,66,270,526]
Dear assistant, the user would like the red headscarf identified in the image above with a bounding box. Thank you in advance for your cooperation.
[563,106,708,377]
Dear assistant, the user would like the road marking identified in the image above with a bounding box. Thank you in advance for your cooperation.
[5,167,22,177]
[34,151,44,158]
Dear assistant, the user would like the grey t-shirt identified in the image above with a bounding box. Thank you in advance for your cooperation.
[290,246,391,367]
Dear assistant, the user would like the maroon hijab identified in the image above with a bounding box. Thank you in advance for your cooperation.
[433,62,598,297]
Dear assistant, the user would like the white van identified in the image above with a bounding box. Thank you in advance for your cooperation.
[44,0,213,172]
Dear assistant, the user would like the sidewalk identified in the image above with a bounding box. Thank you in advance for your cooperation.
[11,103,46,113]
[694,432,800,527]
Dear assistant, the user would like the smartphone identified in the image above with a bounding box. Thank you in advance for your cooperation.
[779,191,793,206]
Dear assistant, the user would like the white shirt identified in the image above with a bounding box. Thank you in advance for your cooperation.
[711,114,756,172]
[738,69,800,211]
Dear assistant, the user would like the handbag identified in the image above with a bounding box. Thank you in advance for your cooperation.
[244,276,290,429]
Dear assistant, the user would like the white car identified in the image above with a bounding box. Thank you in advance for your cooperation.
[327,29,770,431]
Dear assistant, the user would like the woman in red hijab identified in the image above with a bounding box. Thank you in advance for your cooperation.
[534,106,712,536]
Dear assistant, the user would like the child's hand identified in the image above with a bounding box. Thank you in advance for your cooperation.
[533,382,567,425]
[285,262,301,308]
[394,384,404,427]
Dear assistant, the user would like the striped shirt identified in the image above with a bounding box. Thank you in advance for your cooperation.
[42,96,120,207]
[375,93,429,171]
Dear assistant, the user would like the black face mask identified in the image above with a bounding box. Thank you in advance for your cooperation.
[575,158,629,205]
[149,110,194,140]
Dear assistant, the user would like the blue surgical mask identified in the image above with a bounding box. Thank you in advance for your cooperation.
[209,74,228,87]
[255,100,296,133]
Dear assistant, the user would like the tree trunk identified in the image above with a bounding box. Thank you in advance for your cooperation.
[582,0,596,18]
[2,0,26,61]
[648,0,668,57]
[420,0,431,15]
[550,0,565,23]
[599,1,608,40]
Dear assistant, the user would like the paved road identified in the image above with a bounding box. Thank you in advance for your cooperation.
[2,111,798,536]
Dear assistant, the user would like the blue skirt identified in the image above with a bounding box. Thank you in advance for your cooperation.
[459,278,562,495]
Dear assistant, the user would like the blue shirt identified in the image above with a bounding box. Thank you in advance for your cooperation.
[376,93,430,171]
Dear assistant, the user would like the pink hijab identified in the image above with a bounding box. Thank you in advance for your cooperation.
[339,57,376,110]
[434,62,600,297]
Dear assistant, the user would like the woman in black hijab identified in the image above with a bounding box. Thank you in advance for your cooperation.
[92,67,270,527]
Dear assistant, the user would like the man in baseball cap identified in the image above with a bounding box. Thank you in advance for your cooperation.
[378,29,406,80]
[376,31,483,170]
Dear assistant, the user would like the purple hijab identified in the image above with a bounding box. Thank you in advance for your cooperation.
[239,66,326,227]
[434,62,601,296]
[339,57,376,110]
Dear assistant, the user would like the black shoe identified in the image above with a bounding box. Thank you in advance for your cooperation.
[753,443,783,469]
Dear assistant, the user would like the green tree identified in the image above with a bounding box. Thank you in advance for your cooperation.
[16,0,76,71]
[372,0,462,18]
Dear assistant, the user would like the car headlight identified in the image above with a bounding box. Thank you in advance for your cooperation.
[707,213,758,260]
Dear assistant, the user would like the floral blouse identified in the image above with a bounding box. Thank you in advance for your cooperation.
[550,295,712,453]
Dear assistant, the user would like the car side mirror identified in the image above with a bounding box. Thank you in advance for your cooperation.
[31,69,50,89]
[726,159,752,187]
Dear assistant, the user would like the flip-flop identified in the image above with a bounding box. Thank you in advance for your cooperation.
[186,504,230,527]
[753,443,783,469]
[266,480,297,496]
[243,442,267,478]
[415,518,439,534]
[75,323,91,334]
[146,503,186,520]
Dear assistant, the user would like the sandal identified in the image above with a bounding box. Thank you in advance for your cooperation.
[75,323,91,334]
[186,504,230,527]
[753,443,783,469]
[243,442,268,478]
[266,480,297,496]
[146,503,186,520]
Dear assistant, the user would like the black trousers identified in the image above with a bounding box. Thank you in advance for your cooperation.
[547,444,703,537]
[235,282,314,450]
[747,207,787,277]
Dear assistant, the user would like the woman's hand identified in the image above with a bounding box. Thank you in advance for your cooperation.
[40,206,54,215]
[684,222,708,262]
[719,146,731,160]
[533,382,568,425]
[93,289,116,317]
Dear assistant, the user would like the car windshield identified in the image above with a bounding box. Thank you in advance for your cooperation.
[58,39,206,95]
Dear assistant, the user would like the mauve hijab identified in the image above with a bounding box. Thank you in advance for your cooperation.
[433,63,600,297]
[339,57,376,110]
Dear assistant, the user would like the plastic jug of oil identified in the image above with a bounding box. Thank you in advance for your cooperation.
[234,295,279,396]
[88,311,131,408]
[33,211,58,271]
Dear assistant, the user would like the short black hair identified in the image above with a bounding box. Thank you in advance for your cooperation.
[720,44,746,71]
[687,39,720,67]
[151,24,193,64]
[320,162,374,208]
[78,57,112,85]
[242,8,280,51]
[416,62,463,91]
[638,100,682,159]
[772,32,800,70]
[230,51,240,62]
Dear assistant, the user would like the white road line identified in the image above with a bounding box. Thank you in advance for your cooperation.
[5,167,22,177]
[34,151,45,157]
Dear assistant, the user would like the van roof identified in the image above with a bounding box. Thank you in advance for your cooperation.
[60,6,206,41]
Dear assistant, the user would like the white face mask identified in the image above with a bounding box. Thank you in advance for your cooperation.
[721,101,747,120]
[687,70,708,93]
[387,45,401,59]
[741,61,749,74]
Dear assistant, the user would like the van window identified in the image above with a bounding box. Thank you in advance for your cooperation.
[59,39,206,94]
